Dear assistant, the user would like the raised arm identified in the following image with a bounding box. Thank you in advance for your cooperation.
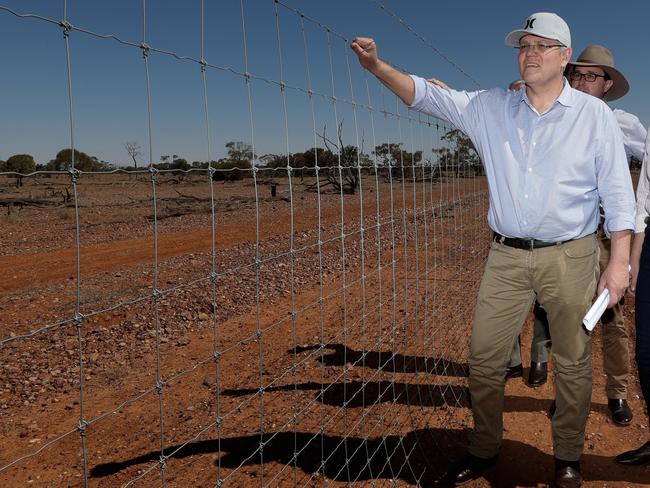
[350,37,416,105]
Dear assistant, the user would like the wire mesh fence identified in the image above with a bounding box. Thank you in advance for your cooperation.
[0,1,489,486]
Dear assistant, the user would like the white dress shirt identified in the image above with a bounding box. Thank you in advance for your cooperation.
[409,76,635,241]
[614,108,647,161]
[635,130,650,232]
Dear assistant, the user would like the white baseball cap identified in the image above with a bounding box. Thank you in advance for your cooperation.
[505,12,571,48]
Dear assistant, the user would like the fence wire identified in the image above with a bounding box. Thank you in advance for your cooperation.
[0,1,489,486]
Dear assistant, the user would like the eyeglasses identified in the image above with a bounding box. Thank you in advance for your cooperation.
[516,43,564,54]
[568,71,607,83]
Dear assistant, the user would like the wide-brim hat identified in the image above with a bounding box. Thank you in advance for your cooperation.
[505,12,571,48]
[566,44,629,101]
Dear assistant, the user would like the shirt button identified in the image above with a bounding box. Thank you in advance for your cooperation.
[523,221,528,225]
[528,167,532,172]
[524,194,529,198]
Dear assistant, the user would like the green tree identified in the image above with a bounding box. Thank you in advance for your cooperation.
[373,143,422,178]
[433,129,483,177]
[45,149,110,172]
[5,154,36,186]
[261,148,338,173]
[171,158,189,170]
[154,155,168,170]
[225,141,253,164]
[212,142,253,181]
[259,153,287,169]
[5,154,36,173]
[298,147,337,169]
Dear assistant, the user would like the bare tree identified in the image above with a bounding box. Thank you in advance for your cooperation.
[124,141,141,168]
[309,122,362,195]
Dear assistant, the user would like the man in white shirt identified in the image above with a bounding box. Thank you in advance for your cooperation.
[519,46,646,425]
[351,12,635,488]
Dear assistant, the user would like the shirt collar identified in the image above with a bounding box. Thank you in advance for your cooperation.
[513,77,574,109]
[556,78,574,107]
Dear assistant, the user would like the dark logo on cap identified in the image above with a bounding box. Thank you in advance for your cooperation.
[525,18,536,30]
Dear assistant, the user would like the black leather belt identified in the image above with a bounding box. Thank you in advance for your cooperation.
[493,232,571,250]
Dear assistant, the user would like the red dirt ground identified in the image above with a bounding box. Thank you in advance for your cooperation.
[0,173,648,487]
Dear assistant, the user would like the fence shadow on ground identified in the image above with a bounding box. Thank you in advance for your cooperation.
[90,428,465,484]
[89,427,650,487]
[293,344,470,377]
[220,380,609,416]
[221,381,470,409]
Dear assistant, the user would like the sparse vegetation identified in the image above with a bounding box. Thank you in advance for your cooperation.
[45,148,113,172]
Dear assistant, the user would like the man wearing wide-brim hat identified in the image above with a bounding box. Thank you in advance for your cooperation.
[524,45,647,431]
[565,45,646,160]
[567,44,629,100]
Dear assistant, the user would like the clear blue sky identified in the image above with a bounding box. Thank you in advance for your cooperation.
[1,0,648,166]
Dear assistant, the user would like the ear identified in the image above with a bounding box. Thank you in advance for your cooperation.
[560,47,573,69]
[603,78,615,95]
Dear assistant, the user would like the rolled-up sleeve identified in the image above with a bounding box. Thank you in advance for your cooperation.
[635,130,650,233]
[597,108,636,233]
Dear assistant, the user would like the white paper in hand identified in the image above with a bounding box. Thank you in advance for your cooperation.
[582,289,610,331]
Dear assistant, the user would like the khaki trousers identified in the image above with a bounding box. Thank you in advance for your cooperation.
[514,230,629,398]
[468,235,598,462]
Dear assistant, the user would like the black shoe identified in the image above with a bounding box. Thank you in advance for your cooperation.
[554,459,582,488]
[615,440,650,465]
[441,453,498,486]
[505,364,523,381]
[528,361,548,386]
[608,398,633,425]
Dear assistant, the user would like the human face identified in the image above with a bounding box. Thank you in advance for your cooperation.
[518,35,571,87]
[569,66,614,100]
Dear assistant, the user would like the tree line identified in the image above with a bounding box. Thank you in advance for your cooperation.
[1,129,484,188]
